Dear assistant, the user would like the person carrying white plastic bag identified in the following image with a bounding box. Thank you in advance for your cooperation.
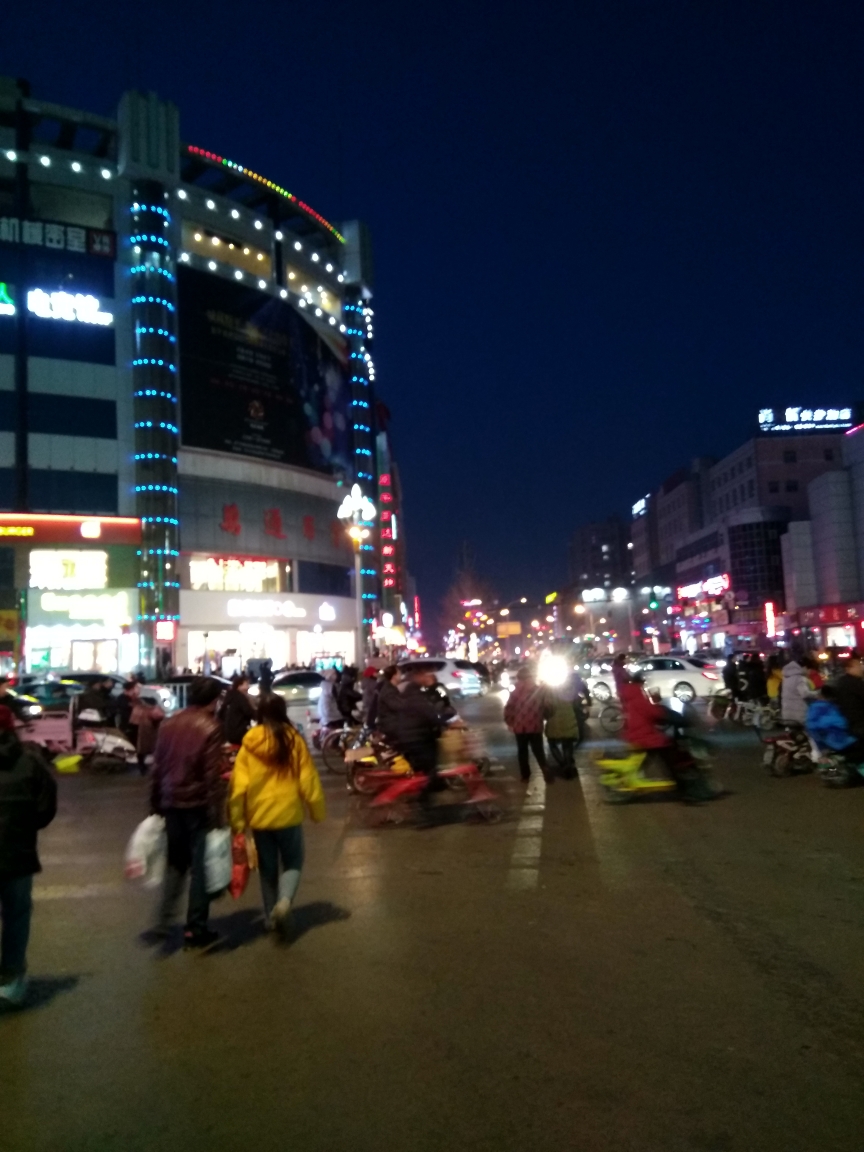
[124,815,166,889]
[148,678,228,950]
[203,827,232,896]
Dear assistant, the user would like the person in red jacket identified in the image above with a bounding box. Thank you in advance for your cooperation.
[619,673,695,790]
[504,667,554,784]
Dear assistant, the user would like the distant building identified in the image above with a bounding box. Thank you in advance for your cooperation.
[569,516,630,590]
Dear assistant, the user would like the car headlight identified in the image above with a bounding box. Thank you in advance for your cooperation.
[26,704,42,717]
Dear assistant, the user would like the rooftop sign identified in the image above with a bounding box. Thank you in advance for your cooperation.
[758,407,853,433]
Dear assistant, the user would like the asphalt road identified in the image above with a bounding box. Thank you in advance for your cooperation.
[2,694,864,1152]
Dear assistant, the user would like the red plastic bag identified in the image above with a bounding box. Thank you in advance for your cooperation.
[229,833,250,899]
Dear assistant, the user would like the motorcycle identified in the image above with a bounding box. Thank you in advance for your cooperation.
[758,722,817,777]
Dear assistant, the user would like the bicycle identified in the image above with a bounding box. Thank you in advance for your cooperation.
[320,724,364,774]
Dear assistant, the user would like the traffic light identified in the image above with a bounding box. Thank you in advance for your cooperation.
[648,595,659,610]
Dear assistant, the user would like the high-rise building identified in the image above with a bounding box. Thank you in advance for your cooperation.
[569,516,630,589]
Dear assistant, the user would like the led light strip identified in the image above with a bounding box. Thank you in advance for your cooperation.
[186,145,345,243]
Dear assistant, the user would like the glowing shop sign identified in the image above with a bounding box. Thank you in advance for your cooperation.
[30,550,108,591]
[676,573,731,600]
[631,496,648,517]
[40,591,131,627]
[765,600,776,639]
[758,406,853,433]
[226,598,307,619]
[190,556,281,593]
[582,588,607,603]
[0,283,113,325]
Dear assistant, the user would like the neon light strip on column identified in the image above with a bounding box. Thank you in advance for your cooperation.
[186,146,345,243]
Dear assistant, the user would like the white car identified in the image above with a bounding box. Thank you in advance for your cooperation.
[397,658,483,698]
[634,656,723,702]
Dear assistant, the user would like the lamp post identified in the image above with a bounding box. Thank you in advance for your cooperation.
[337,484,377,664]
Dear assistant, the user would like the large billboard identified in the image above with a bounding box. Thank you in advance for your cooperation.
[177,267,351,474]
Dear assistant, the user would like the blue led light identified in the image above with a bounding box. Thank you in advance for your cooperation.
[130,234,170,248]
[130,265,175,281]
[353,424,371,432]
[131,296,175,312]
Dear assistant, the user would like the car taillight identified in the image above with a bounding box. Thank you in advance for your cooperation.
[452,671,462,678]
[702,671,719,680]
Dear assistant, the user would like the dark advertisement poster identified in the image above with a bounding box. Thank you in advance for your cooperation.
[177,267,351,474]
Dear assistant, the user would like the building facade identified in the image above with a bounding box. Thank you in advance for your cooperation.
[569,516,631,589]
[0,77,391,676]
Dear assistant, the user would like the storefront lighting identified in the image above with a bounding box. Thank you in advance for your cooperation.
[100,168,112,179]
[275,231,283,240]
[280,289,287,298]
[25,289,113,326]
[254,220,263,230]
[231,209,240,219]
[311,253,319,262]
[206,199,216,209]
[259,279,267,290]
[5,150,17,161]
[177,189,188,199]
[40,155,51,167]
[208,261,217,270]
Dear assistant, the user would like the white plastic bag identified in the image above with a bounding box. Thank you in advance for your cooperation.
[204,828,232,895]
[124,815,167,889]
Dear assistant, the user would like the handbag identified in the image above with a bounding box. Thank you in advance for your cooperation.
[203,828,232,895]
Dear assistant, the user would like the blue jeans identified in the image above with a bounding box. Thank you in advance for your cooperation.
[0,874,33,979]
[157,808,211,936]
[252,826,304,920]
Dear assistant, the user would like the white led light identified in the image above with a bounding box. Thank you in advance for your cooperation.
[71,160,82,172]
[208,260,217,270]
[5,150,17,162]
[280,288,287,298]
[311,252,319,262]
[254,220,263,230]
[258,279,266,289]
[325,263,333,272]
[294,241,302,251]
[315,308,322,317]
[288,271,296,280]
[299,299,307,307]
[275,230,283,240]
[194,233,202,241]
[329,316,336,325]
[27,289,112,326]
[206,199,215,210]
[339,324,346,333]
[100,168,112,179]
[133,246,141,255]
[337,274,344,283]
[177,189,187,199]
[231,208,240,219]
[40,155,51,167]
[180,252,190,262]
[234,270,243,280]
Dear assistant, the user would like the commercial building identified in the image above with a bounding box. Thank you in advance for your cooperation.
[668,407,852,649]
[780,422,864,649]
[0,77,393,676]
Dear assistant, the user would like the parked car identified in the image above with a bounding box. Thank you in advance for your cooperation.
[20,679,82,714]
[397,658,484,698]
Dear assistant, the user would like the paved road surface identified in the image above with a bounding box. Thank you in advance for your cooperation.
[2,695,864,1151]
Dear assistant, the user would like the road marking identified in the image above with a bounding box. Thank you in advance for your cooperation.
[507,779,546,890]
[34,882,124,901]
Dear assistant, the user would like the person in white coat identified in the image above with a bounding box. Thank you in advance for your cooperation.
[781,658,812,724]
[317,670,343,729]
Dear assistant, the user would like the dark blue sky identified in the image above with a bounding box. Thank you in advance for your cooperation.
[5,1,864,624]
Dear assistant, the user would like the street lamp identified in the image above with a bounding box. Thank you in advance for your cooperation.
[337,484,377,663]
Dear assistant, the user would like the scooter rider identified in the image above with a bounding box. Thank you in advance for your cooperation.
[619,672,703,798]
[391,668,444,798]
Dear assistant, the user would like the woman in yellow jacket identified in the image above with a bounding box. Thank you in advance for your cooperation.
[229,693,325,932]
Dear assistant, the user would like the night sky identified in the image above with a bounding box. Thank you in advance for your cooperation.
[5,1,864,629]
